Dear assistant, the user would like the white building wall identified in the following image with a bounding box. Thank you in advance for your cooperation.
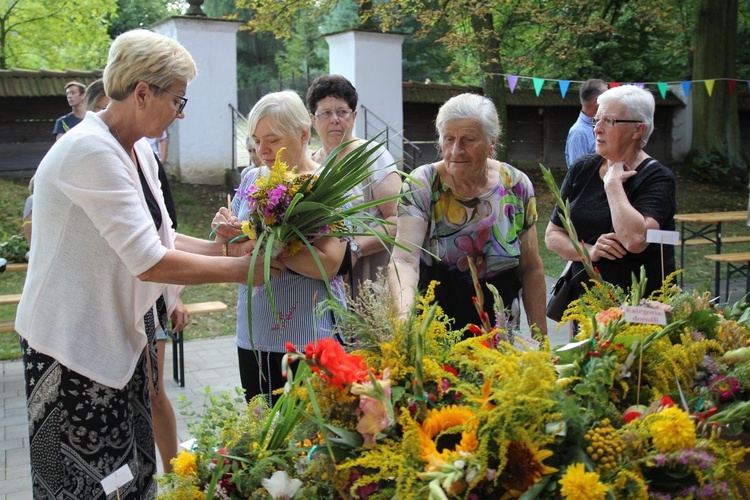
[325,30,406,162]
[153,17,241,184]
[669,84,692,162]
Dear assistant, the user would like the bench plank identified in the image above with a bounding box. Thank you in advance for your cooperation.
[0,294,22,306]
[184,301,228,315]
[704,252,750,264]
[0,320,15,333]
[6,263,28,272]
[680,235,750,246]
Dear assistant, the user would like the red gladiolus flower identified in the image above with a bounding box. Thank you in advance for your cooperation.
[285,341,296,352]
[303,338,368,389]
[443,364,458,376]
[467,324,484,336]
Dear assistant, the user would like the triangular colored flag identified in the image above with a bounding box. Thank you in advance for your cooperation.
[704,79,715,96]
[507,75,518,93]
[634,82,646,89]
[681,81,692,97]
[532,77,545,96]
[656,82,669,99]
[728,79,736,94]
[609,82,621,88]
[559,80,571,99]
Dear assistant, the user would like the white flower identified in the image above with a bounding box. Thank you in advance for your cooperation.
[261,470,303,499]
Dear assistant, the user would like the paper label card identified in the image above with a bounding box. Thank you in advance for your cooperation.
[622,305,667,325]
[101,464,134,495]
[180,438,197,451]
[647,229,680,245]
[513,333,541,351]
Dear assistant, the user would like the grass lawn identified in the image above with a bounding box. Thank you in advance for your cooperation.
[1,165,748,360]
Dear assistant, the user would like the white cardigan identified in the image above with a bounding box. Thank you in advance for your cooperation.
[16,112,180,389]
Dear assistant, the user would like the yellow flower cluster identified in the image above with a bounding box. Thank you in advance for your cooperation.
[171,450,198,477]
[585,418,624,474]
[559,463,609,500]
[646,406,696,452]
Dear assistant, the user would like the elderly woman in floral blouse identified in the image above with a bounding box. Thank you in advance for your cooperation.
[389,93,547,334]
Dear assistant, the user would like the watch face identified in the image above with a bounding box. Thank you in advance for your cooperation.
[351,242,362,256]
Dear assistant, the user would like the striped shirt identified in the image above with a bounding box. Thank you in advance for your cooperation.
[233,167,346,353]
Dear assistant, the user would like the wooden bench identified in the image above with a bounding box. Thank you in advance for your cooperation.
[0,292,228,388]
[5,263,28,272]
[679,235,750,247]
[0,293,22,333]
[704,252,750,301]
[170,301,228,387]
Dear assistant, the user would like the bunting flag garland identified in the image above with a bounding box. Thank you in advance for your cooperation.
[507,75,518,93]
[532,77,544,96]
[705,79,715,96]
[559,80,570,99]
[488,73,750,100]
[657,82,669,99]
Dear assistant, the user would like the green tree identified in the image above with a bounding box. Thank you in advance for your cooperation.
[274,12,326,81]
[204,0,284,87]
[689,0,746,182]
[107,0,172,38]
[0,0,118,70]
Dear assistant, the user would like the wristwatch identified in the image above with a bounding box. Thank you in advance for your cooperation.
[350,242,363,259]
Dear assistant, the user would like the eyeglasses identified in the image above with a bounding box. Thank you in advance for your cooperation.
[150,84,188,115]
[592,116,642,128]
[314,108,353,121]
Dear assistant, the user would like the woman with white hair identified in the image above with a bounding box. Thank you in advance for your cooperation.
[389,93,547,334]
[15,30,271,497]
[212,90,348,404]
[545,85,676,299]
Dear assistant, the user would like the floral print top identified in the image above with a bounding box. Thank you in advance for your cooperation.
[398,162,537,280]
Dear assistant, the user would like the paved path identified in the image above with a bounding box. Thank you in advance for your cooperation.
[1,274,743,499]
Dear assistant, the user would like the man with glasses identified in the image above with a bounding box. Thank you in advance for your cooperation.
[565,79,607,168]
[53,81,87,141]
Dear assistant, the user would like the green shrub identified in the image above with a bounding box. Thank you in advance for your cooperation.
[0,233,29,263]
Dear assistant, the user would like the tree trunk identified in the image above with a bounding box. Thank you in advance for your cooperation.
[472,13,507,161]
[691,0,746,178]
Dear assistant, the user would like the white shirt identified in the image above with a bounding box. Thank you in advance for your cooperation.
[16,112,179,389]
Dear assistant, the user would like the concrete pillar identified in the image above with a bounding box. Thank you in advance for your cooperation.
[324,30,406,161]
[152,17,241,184]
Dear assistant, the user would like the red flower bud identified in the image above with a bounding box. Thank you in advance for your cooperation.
[467,324,484,336]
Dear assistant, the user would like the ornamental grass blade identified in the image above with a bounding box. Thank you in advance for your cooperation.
[246,230,267,358]
[539,164,601,282]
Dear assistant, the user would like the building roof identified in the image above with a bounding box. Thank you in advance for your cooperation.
[0,68,103,98]
[403,81,686,107]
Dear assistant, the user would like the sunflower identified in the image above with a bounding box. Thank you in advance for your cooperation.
[499,441,558,498]
[646,406,696,453]
[418,406,478,465]
[559,463,609,500]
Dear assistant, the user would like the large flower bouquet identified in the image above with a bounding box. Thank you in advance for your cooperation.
[158,269,750,499]
[229,135,406,330]
[160,165,750,499]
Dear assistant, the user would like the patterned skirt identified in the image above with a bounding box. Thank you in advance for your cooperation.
[21,337,156,499]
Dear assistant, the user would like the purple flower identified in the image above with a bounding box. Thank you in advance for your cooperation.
[267,185,288,206]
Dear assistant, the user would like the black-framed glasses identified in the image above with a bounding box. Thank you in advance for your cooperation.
[592,116,642,128]
[150,84,188,115]
[314,108,353,121]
